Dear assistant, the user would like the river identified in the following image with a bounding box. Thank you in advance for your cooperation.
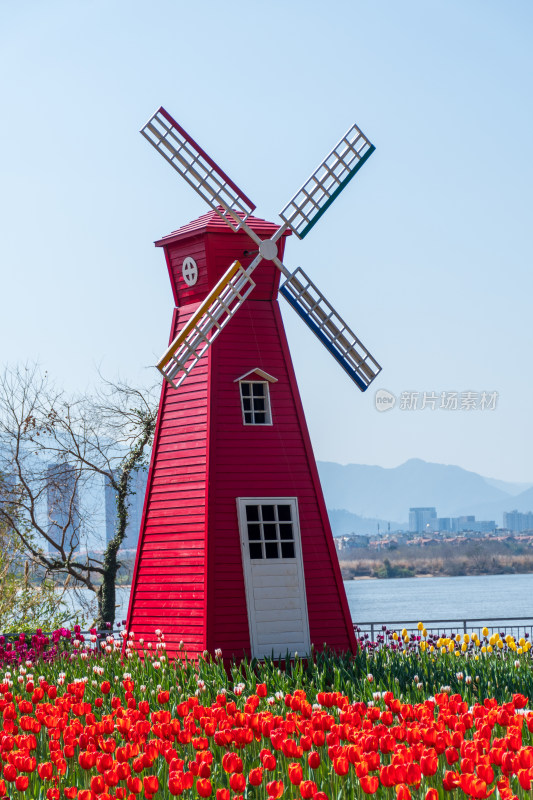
[66,573,533,630]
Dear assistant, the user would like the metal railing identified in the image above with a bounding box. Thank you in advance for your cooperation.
[354,617,533,644]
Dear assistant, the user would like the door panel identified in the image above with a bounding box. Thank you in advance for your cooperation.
[237,497,311,659]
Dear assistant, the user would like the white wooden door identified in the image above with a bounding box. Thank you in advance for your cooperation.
[236,497,311,659]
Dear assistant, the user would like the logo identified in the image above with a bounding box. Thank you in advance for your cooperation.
[375,389,396,412]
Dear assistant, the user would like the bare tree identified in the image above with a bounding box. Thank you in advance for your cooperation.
[0,365,158,628]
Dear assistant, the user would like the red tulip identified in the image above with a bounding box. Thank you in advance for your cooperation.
[360,776,379,794]
[15,775,29,791]
[100,681,111,695]
[266,780,284,799]
[230,773,246,792]
[215,790,230,800]
[38,762,54,780]
[288,763,303,785]
[196,779,212,798]
[396,784,411,800]
[518,770,531,791]
[143,776,159,795]
[425,790,438,800]
[308,750,321,769]
[249,767,263,786]
[300,780,318,799]
[91,775,105,794]
[64,788,78,799]
[3,764,16,783]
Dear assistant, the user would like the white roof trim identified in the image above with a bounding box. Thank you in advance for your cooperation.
[234,368,278,384]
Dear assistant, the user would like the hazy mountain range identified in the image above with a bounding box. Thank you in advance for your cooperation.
[318,458,533,534]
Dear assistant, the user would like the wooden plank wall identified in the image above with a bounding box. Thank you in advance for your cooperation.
[127,304,209,658]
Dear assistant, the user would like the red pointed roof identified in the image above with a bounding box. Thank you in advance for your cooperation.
[155,208,290,247]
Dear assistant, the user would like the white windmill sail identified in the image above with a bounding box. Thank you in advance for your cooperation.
[141,107,256,232]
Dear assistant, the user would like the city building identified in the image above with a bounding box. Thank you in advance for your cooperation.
[46,463,81,555]
[409,507,437,533]
[503,510,533,533]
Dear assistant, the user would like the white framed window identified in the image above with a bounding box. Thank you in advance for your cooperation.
[239,381,272,425]
[241,501,296,560]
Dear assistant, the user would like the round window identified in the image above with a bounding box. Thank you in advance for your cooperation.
[182,257,199,287]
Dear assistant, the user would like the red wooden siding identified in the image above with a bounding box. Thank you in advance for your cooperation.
[127,303,209,657]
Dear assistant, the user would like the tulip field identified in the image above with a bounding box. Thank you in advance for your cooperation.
[1,625,533,799]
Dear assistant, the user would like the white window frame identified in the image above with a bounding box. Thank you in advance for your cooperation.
[239,380,273,426]
[236,497,311,659]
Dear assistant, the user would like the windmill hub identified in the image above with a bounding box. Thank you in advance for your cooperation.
[258,238,278,261]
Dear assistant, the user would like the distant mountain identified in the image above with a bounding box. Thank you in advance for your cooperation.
[455,486,533,524]
[327,508,405,537]
[317,458,533,527]
[484,477,533,496]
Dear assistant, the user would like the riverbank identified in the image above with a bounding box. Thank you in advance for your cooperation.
[338,538,533,580]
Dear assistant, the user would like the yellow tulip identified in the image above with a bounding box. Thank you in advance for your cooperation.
[455,634,461,643]
[448,641,455,653]
[392,632,398,641]
[487,645,493,653]
[461,642,467,652]
[441,646,447,654]
[481,646,487,653]
[422,629,427,638]
[519,637,526,647]
[404,635,409,643]
[429,645,434,653]
[489,635,496,647]
[497,640,503,650]
[402,628,407,637]
[420,641,427,652]
[463,634,470,644]
[482,627,489,637]
[417,621,424,631]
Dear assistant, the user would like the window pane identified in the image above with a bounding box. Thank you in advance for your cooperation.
[279,524,293,540]
[242,398,251,411]
[252,383,265,397]
[281,542,295,559]
[254,412,266,424]
[244,412,253,424]
[261,506,275,521]
[247,524,261,541]
[263,524,277,540]
[240,383,251,397]
[249,543,263,559]
[278,505,292,521]
[246,506,259,521]
[253,398,265,411]
[265,542,279,559]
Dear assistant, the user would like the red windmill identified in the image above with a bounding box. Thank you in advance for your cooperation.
[127,108,381,659]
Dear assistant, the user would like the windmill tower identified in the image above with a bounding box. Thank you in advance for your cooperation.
[127,108,381,659]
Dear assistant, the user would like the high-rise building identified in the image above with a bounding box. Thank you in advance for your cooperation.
[409,507,437,533]
[105,468,148,550]
[503,510,533,532]
[46,463,81,555]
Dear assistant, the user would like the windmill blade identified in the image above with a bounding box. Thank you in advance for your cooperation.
[141,107,256,233]
[157,259,259,389]
[279,123,375,240]
[279,268,381,392]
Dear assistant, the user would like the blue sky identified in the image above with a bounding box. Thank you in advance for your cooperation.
[1,1,532,482]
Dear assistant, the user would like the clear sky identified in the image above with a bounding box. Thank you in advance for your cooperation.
[1,1,532,482]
